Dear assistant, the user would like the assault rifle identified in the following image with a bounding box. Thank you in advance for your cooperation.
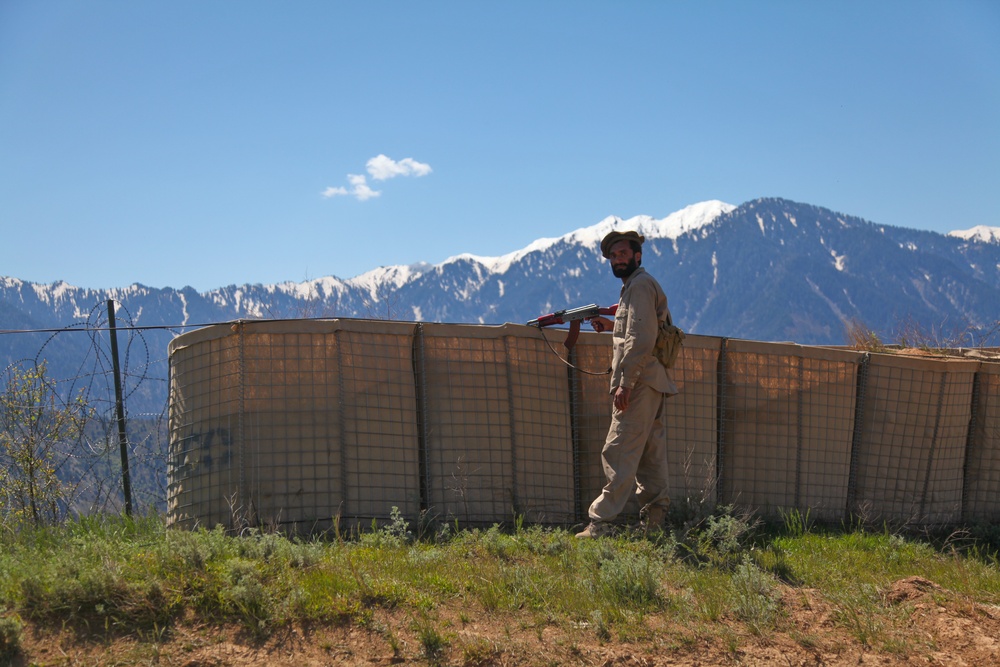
[527,303,618,351]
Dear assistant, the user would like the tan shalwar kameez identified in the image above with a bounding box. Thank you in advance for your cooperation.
[587,267,678,524]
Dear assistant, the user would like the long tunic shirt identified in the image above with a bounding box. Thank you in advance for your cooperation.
[610,267,678,396]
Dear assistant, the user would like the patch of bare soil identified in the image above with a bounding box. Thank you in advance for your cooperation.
[11,577,1000,666]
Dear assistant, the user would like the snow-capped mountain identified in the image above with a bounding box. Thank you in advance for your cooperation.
[4,197,1000,414]
[949,225,1000,245]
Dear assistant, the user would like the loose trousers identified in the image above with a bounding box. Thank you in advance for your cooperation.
[588,382,670,522]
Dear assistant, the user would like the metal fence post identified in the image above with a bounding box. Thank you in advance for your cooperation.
[106,300,133,516]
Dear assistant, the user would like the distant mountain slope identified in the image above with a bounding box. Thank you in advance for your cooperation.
[3,197,1000,413]
[662,199,1000,343]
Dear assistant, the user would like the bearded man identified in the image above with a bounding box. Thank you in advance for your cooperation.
[576,230,678,538]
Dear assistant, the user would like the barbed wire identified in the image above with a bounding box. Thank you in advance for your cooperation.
[0,313,362,336]
[1,301,181,519]
[0,320,234,335]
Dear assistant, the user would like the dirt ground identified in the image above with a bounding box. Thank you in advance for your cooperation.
[11,577,1000,666]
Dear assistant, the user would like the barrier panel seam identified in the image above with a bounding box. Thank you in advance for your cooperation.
[503,335,520,517]
[919,373,948,522]
[413,323,431,513]
[846,352,870,520]
[961,370,981,520]
[237,322,248,525]
[716,337,729,502]
[567,347,583,523]
[795,357,803,509]
[335,328,348,519]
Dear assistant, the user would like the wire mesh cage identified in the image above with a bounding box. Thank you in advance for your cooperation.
[963,361,1000,522]
[851,353,979,526]
[166,319,1000,533]
[719,340,858,522]
[416,323,576,525]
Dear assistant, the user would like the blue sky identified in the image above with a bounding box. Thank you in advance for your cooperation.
[1,1,997,291]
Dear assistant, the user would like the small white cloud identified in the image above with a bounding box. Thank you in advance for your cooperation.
[366,154,432,181]
[323,154,429,202]
[321,186,349,198]
[321,174,381,201]
[347,174,380,201]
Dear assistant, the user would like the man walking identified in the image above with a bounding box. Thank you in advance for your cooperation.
[576,230,678,538]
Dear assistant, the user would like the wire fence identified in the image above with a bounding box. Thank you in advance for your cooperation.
[164,319,1000,533]
[1,302,174,519]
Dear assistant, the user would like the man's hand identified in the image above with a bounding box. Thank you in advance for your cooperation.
[590,316,613,333]
[613,386,631,411]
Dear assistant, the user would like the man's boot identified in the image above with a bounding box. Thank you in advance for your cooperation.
[575,521,610,539]
[641,504,668,536]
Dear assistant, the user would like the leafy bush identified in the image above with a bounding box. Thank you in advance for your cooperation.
[0,363,92,528]
[684,505,759,569]
[0,612,23,664]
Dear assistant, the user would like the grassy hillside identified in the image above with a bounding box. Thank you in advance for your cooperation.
[2,510,999,665]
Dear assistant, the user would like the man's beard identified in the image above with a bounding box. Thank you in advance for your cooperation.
[612,257,639,278]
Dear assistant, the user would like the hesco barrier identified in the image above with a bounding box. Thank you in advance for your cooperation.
[166,319,1000,532]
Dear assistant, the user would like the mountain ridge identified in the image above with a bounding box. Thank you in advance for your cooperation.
[3,196,997,302]
[4,196,1000,413]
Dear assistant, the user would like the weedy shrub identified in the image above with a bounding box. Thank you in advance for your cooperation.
[159,524,232,572]
[220,558,274,634]
[0,612,23,664]
[958,523,1000,559]
[681,568,729,622]
[358,506,414,548]
[233,529,292,561]
[590,609,612,642]
[779,508,813,537]
[595,550,663,607]
[471,561,547,613]
[684,505,759,569]
[730,557,781,635]
[477,524,521,560]
[519,524,573,557]
[892,314,982,353]
[845,315,1000,356]
[358,505,416,548]
[460,635,501,666]
[828,582,885,647]
[412,613,450,663]
[845,319,887,352]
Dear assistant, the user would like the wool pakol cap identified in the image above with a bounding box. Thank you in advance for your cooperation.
[600,230,645,258]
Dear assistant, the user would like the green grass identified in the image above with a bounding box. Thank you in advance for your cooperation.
[1,509,999,661]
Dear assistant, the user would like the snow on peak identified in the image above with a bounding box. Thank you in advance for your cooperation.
[447,236,567,275]
[948,225,1000,245]
[303,201,735,287]
[444,200,735,274]
[272,275,349,300]
[347,262,434,297]
[561,200,735,252]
